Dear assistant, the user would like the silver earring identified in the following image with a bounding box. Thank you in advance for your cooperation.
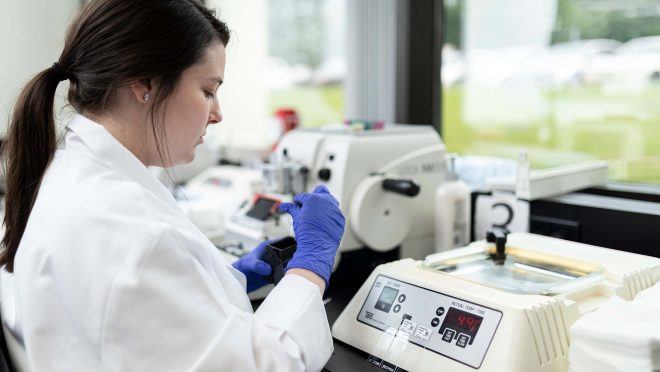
[143,92,150,102]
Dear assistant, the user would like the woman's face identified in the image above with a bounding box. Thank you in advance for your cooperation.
[160,41,226,166]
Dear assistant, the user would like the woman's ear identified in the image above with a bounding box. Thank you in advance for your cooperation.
[130,78,152,103]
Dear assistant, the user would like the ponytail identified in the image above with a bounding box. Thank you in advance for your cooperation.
[1,0,231,272]
[1,66,63,272]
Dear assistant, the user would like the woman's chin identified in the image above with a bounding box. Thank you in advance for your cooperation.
[179,153,196,165]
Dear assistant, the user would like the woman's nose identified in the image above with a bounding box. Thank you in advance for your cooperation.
[208,99,222,124]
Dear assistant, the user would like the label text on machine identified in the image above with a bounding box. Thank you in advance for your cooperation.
[396,161,444,176]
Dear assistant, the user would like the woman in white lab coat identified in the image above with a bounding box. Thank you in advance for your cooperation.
[0,1,345,371]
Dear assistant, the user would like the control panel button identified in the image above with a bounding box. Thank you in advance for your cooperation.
[456,333,470,348]
[436,307,445,316]
[399,319,417,336]
[431,317,440,327]
[393,304,401,313]
[367,355,382,367]
[398,294,406,303]
[375,301,392,312]
[442,328,456,342]
[414,326,432,342]
[381,361,398,371]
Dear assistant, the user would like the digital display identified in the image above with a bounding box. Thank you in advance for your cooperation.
[439,307,483,345]
[204,177,232,188]
[245,197,278,221]
[374,286,399,313]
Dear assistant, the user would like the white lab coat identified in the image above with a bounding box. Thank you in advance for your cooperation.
[0,114,333,371]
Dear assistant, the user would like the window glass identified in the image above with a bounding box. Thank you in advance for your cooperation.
[442,0,660,183]
[267,0,346,128]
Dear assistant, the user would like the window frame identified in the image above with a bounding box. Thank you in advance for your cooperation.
[395,0,443,127]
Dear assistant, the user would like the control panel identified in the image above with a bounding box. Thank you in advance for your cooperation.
[357,275,502,369]
[229,194,282,233]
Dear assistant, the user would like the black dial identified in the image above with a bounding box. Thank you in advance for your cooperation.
[318,168,331,181]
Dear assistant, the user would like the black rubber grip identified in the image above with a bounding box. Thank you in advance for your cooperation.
[382,178,420,197]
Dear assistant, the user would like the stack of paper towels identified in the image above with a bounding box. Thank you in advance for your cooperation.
[569,283,660,372]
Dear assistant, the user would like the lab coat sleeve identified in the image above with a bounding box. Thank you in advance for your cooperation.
[100,227,333,372]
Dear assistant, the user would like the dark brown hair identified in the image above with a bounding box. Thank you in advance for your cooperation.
[1,0,230,272]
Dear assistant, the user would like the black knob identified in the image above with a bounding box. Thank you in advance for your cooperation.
[486,228,508,261]
[318,168,331,181]
[382,179,420,197]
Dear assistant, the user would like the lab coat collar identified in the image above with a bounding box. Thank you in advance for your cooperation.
[66,114,178,209]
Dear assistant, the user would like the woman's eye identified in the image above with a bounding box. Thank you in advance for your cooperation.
[204,90,215,99]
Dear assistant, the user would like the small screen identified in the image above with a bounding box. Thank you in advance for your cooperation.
[245,197,278,221]
[439,307,483,344]
[374,286,399,313]
[204,177,231,188]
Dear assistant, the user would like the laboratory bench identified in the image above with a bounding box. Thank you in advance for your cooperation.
[322,280,382,372]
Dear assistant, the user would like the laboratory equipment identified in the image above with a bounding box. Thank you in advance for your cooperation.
[176,166,294,291]
[529,192,660,257]
[176,165,265,240]
[332,232,660,372]
[269,124,447,260]
[487,160,609,201]
[261,159,308,196]
[474,159,610,240]
[179,124,448,299]
[434,154,470,252]
[220,193,293,257]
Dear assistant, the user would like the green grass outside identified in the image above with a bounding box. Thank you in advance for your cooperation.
[443,84,660,183]
[269,83,660,183]
[269,84,344,128]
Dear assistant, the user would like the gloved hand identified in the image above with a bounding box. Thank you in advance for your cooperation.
[232,240,274,292]
[279,185,345,286]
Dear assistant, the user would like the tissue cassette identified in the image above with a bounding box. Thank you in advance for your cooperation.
[332,233,660,372]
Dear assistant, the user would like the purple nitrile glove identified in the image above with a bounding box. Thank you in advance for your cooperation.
[232,240,274,292]
[278,185,345,286]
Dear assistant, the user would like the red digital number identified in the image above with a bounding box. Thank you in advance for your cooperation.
[457,314,481,332]
[465,317,475,330]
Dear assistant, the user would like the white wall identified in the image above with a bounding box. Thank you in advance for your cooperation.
[1,1,271,153]
[0,0,80,134]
